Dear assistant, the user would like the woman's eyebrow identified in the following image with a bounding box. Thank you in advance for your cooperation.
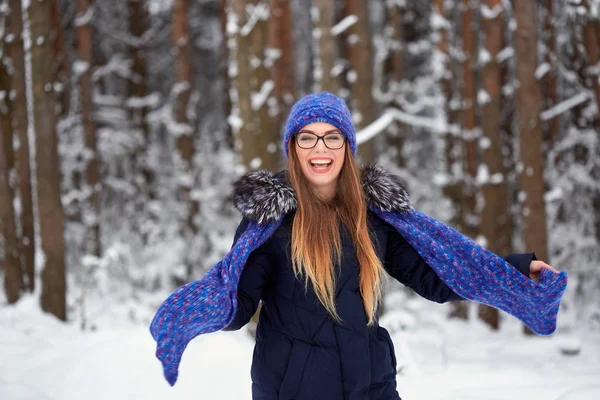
[297,129,341,134]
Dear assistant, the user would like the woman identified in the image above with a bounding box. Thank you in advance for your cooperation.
[149,92,567,399]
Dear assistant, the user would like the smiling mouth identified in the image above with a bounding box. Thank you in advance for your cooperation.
[309,159,333,173]
[310,160,333,168]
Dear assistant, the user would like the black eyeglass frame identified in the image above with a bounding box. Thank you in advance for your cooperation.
[293,132,347,150]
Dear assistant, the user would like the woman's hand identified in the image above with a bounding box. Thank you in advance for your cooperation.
[529,260,560,281]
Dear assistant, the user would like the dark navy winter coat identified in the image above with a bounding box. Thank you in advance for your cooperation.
[225,210,533,400]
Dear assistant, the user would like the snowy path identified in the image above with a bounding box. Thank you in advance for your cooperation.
[1,297,599,400]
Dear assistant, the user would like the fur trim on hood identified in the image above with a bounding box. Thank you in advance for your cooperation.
[233,164,413,224]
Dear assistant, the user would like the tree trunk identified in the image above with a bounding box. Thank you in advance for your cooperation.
[385,1,405,167]
[478,0,510,330]
[128,0,155,244]
[128,0,150,143]
[583,17,600,128]
[514,0,547,338]
[230,0,261,169]
[0,23,24,302]
[172,0,198,252]
[75,0,101,258]
[218,0,234,147]
[436,1,468,320]
[29,0,67,320]
[312,0,339,93]
[268,0,295,141]
[342,0,376,163]
[248,0,280,172]
[542,0,559,145]
[460,0,478,240]
[50,0,70,117]
[8,0,35,292]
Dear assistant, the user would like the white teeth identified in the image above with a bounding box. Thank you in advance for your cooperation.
[311,160,332,165]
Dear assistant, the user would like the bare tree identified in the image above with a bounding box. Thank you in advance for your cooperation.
[542,0,559,144]
[219,0,233,146]
[172,0,198,258]
[514,0,548,264]
[0,6,24,301]
[342,0,376,163]
[228,0,272,170]
[478,0,511,330]
[582,10,600,127]
[50,0,70,117]
[75,0,101,257]
[268,0,295,133]
[460,0,478,240]
[29,0,67,320]
[384,1,405,167]
[312,0,339,93]
[248,1,280,171]
[8,0,35,291]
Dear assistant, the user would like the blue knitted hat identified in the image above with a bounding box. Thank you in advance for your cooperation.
[283,92,357,157]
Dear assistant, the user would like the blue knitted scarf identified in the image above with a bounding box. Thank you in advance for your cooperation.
[150,166,568,386]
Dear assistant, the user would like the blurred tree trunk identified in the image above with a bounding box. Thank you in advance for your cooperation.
[128,0,151,171]
[542,0,559,145]
[478,0,510,330]
[218,0,233,147]
[230,0,262,170]
[460,0,478,240]
[581,2,600,246]
[437,1,469,320]
[268,0,295,144]
[342,0,375,163]
[128,0,155,244]
[172,0,198,268]
[248,1,279,172]
[50,0,70,117]
[8,0,35,292]
[582,14,600,128]
[514,0,548,261]
[0,16,24,302]
[312,0,339,93]
[514,0,548,336]
[385,1,405,167]
[30,0,67,320]
[75,0,101,258]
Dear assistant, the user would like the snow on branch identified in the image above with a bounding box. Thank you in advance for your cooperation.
[331,15,358,36]
[480,3,503,20]
[75,4,95,27]
[540,92,590,121]
[251,80,274,111]
[356,108,447,145]
[241,3,269,37]
[92,54,132,81]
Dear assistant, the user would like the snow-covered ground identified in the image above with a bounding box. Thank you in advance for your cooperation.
[1,294,599,400]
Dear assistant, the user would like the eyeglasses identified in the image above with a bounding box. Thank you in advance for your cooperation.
[294,132,346,150]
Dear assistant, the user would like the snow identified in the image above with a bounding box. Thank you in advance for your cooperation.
[535,62,551,80]
[2,293,599,400]
[251,80,274,111]
[541,92,590,121]
[481,3,504,20]
[75,5,95,27]
[356,108,447,145]
[331,15,358,36]
[240,3,269,37]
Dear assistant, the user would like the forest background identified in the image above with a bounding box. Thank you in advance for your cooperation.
[1,0,599,340]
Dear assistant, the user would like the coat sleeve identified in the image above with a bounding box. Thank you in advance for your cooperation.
[223,219,275,331]
[384,227,535,304]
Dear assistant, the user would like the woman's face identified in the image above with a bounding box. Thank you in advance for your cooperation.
[293,122,346,201]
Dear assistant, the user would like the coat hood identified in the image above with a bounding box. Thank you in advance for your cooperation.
[233,164,413,224]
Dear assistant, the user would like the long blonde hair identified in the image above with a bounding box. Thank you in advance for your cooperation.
[287,141,384,325]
